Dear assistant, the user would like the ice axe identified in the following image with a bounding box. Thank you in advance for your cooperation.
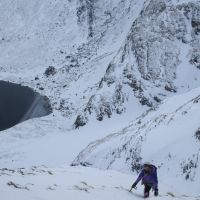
[129,186,137,192]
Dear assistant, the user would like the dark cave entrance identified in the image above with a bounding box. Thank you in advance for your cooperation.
[0,81,52,131]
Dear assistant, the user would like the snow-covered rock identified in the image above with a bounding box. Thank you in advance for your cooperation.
[75,0,200,127]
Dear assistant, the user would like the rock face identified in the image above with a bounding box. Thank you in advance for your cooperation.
[75,0,200,127]
[195,128,200,141]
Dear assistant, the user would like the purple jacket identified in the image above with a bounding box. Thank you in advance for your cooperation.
[134,165,158,190]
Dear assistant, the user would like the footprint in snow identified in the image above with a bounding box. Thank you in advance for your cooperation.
[46,184,58,191]
[73,181,94,193]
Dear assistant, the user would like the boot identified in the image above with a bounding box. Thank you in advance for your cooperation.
[144,191,150,198]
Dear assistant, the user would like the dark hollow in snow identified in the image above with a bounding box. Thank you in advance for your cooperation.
[0,81,52,131]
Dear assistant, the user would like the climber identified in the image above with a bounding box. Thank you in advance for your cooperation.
[130,162,158,198]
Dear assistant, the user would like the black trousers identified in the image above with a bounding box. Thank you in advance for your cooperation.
[144,184,152,197]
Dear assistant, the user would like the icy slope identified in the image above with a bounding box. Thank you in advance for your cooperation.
[0,166,199,200]
[72,87,200,195]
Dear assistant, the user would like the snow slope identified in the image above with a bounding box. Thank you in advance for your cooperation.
[1,166,199,200]
[0,79,199,198]
[0,0,200,199]
[73,86,200,195]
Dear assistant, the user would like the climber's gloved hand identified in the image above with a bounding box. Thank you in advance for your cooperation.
[131,182,137,189]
